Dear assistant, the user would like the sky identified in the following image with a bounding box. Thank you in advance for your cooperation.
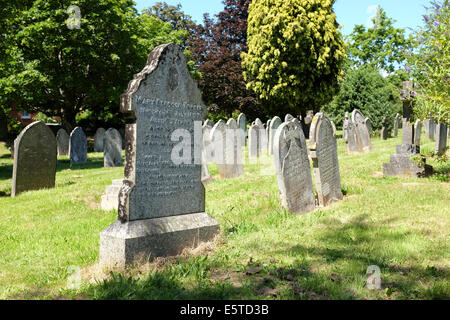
[134,0,430,36]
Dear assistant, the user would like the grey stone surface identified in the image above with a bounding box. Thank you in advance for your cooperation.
[12,121,57,197]
[94,128,106,152]
[425,117,435,140]
[303,110,315,139]
[414,120,422,146]
[237,113,247,147]
[204,119,214,127]
[343,112,350,142]
[394,114,400,137]
[101,179,124,211]
[285,114,294,123]
[330,121,337,137]
[249,121,266,159]
[69,127,87,164]
[346,121,360,153]
[119,128,126,150]
[365,118,372,134]
[402,121,415,145]
[100,43,219,268]
[201,122,213,184]
[435,123,448,156]
[309,113,343,207]
[269,116,282,155]
[100,212,220,268]
[273,122,315,214]
[104,128,123,167]
[352,109,372,152]
[56,129,69,156]
[380,117,388,140]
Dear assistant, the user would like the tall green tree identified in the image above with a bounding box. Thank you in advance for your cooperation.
[242,0,347,116]
[407,0,449,123]
[347,7,414,74]
[0,0,184,132]
[142,1,195,32]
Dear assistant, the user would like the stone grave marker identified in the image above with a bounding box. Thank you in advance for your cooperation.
[104,128,123,167]
[273,122,315,214]
[56,128,69,156]
[414,120,422,146]
[346,121,360,153]
[381,117,388,140]
[12,121,57,197]
[435,123,448,156]
[101,179,124,211]
[285,114,294,123]
[269,116,282,155]
[69,127,87,164]
[99,44,219,268]
[204,119,214,127]
[309,113,343,207]
[237,113,247,147]
[94,128,106,152]
[425,115,435,140]
[393,114,400,137]
[352,109,372,152]
[248,124,260,159]
[365,118,372,135]
[225,118,244,177]
[201,123,213,185]
[343,112,350,142]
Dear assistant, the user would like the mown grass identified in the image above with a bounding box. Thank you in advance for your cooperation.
[0,131,448,300]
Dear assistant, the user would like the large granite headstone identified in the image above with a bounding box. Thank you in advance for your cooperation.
[352,110,372,152]
[309,113,343,207]
[99,44,219,268]
[104,128,123,167]
[94,128,106,152]
[56,128,69,156]
[237,113,247,147]
[435,123,448,156]
[12,121,57,197]
[273,122,315,214]
[69,127,87,164]
[269,116,282,155]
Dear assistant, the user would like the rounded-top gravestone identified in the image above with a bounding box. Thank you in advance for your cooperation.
[237,113,247,146]
[269,116,282,155]
[94,128,106,152]
[56,129,69,156]
[352,109,372,152]
[69,127,87,164]
[104,128,123,167]
[12,121,57,197]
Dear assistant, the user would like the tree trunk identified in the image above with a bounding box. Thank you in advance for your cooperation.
[0,109,8,141]
[62,105,76,134]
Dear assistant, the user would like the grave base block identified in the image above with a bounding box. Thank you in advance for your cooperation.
[99,212,220,268]
[383,155,433,178]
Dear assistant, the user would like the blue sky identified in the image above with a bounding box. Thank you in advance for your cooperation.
[134,0,430,36]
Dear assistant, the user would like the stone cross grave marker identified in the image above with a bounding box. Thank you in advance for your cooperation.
[12,121,57,197]
[273,121,315,214]
[99,44,219,268]
[309,113,343,207]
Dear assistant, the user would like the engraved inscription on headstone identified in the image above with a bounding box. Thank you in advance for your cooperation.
[309,113,343,207]
[273,122,315,214]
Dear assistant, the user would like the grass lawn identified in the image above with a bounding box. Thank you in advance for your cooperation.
[0,132,448,300]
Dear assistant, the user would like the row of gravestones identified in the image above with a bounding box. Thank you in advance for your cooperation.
[343,110,372,153]
[10,124,124,197]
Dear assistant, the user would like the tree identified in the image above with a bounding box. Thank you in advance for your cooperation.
[322,66,401,132]
[0,0,185,133]
[241,0,347,117]
[142,2,195,32]
[347,7,414,74]
[188,0,265,120]
[407,0,449,123]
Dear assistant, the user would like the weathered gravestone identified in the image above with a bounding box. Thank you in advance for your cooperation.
[365,118,372,135]
[56,128,69,156]
[414,120,422,146]
[201,123,213,185]
[101,179,125,211]
[303,110,315,139]
[435,123,448,156]
[237,113,247,147]
[424,115,435,140]
[94,128,106,152]
[12,121,57,197]
[383,82,433,178]
[99,44,220,268]
[265,119,271,151]
[393,114,400,137]
[248,122,266,159]
[104,128,123,168]
[346,121,360,153]
[352,110,372,152]
[269,116,282,155]
[343,112,350,142]
[273,122,315,214]
[380,117,388,140]
[202,121,213,164]
[309,113,343,207]
[285,114,294,123]
[69,127,87,164]
[204,119,214,127]
[330,120,337,137]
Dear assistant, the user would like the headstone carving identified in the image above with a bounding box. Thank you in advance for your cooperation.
[383,81,433,178]
[104,128,123,167]
[269,116,282,155]
[352,110,372,152]
[309,113,343,207]
[94,128,106,152]
[56,129,69,156]
[273,122,315,214]
[12,121,57,197]
[99,44,219,268]
[69,127,87,164]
